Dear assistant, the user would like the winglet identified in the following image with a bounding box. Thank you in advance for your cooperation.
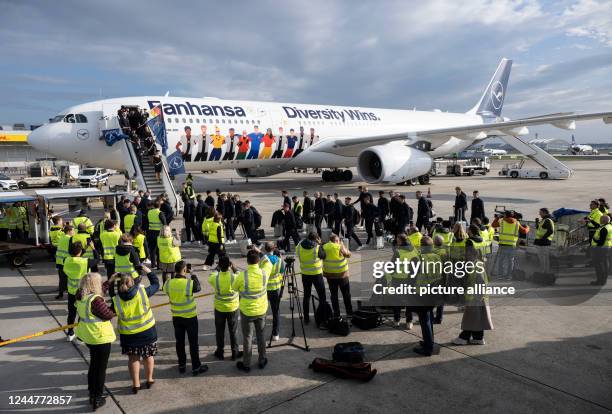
[468,58,512,118]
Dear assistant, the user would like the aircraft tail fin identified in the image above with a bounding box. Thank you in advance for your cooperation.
[468,58,512,118]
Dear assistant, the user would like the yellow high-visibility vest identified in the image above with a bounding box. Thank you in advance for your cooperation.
[208,221,225,244]
[147,208,162,231]
[163,277,196,318]
[158,236,181,264]
[498,220,520,246]
[297,243,323,276]
[209,270,239,313]
[64,256,89,295]
[100,229,121,260]
[322,242,348,274]
[234,264,268,317]
[113,286,155,335]
[75,294,116,345]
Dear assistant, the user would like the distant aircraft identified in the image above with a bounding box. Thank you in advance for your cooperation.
[480,147,508,156]
[570,135,598,155]
[28,58,612,184]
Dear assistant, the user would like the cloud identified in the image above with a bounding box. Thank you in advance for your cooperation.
[561,0,612,46]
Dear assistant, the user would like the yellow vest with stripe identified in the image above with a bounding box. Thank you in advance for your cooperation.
[56,234,71,265]
[208,221,225,244]
[322,242,349,274]
[201,217,214,237]
[235,264,268,317]
[113,285,155,335]
[158,236,181,264]
[450,238,467,260]
[261,255,283,291]
[297,243,323,276]
[73,216,94,234]
[163,277,196,318]
[392,246,421,280]
[133,234,146,259]
[431,230,453,246]
[123,213,136,232]
[408,232,423,248]
[49,225,64,247]
[498,220,520,246]
[19,206,29,231]
[535,218,555,242]
[209,270,239,313]
[75,294,116,345]
[100,229,121,260]
[468,239,488,259]
[147,208,162,231]
[8,207,19,229]
[417,251,443,287]
[115,249,139,278]
[0,214,8,229]
[64,256,89,295]
[72,232,94,259]
[587,208,603,229]
[591,224,612,247]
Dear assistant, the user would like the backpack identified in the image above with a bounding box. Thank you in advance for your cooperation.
[327,316,350,336]
[332,342,365,363]
[353,209,361,225]
[351,310,383,330]
[251,207,262,228]
[315,301,334,328]
[309,358,377,382]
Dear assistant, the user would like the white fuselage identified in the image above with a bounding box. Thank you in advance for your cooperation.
[28,96,484,171]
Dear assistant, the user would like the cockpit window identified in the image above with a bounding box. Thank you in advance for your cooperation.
[50,115,65,123]
[75,114,87,123]
[64,114,76,123]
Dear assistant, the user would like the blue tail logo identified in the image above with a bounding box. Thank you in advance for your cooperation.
[468,58,512,118]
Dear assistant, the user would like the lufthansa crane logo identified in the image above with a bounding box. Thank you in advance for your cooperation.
[491,81,504,110]
[169,155,184,170]
[77,129,90,140]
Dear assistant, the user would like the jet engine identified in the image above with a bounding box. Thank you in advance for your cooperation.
[357,143,432,184]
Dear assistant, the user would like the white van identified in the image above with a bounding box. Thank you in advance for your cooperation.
[78,168,110,187]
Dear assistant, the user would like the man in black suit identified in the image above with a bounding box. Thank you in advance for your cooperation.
[377,190,390,219]
[415,190,432,231]
[281,190,291,209]
[342,197,363,250]
[333,193,343,236]
[362,197,379,245]
[303,191,315,226]
[454,186,468,222]
[281,204,300,252]
[397,195,412,235]
[470,190,485,223]
[314,192,325,236]
[204,190,215,209]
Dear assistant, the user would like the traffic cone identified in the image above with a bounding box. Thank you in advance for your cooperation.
[427,187,432,198]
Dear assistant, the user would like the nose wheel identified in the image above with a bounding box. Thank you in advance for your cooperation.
[322,169,352,182]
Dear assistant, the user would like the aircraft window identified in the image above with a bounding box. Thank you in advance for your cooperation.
[75,114,88,123]
[182,118,186,123]
[222,119,225,124]
[240,120,243,124]
[246,120,249,124]
[167,118,172,123]
[195,118,200,124]
[50,115,65,123]
[209,119,213,124]
[189,118,193,123]
[64,114,76,123]
[216,119,219,124]
[175,117,179,123]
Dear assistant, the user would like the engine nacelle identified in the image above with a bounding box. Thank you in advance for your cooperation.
[357,143,432,184]
[235,166,290,178]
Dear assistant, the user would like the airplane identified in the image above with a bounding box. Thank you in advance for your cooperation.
[480,147,508,156]
[570,135,598,155]
[28,58,612,186]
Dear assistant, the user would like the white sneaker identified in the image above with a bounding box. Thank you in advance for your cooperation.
[356,245,363,251]
[272,335,280,341]
[202,265,209,271]
[67,334,76,342]
[406,322,413,330]
[143,259,151,265]
[452,337,469,345]
[469,339,486,345]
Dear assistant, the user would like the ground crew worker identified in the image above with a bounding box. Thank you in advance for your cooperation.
[8,204,21,240]
[109,268,159,394]
[73,209,94,234]
[64,242,92,341]
[115,233,141,279]
[74,272,116,410]
[55,224,74,299]
[598,198,609,215]
[534,208,555,272]
[584,200,603,242]
[412,236,444,356]
[209,255,242,361]
[71,222,98,271]
[492,211,529,280]
[201,207,215,243]
[323,233,353,317]
[452,229,493,346]
[18,202,29,239]
[296,232,327,324]
[158,225,181,283]
[431,220,453,248]
[123,205,140,233]
[146,200,167,269]
[389,233,420,329]
[204,213,225,270]
[232,249,269,372]
[49,216,64,258]
[433,235,448,260]
[100,220,122,276]
[449,222,468,261]
[482,216,495,255]
[0,207,9,241]
[407,225,423,248]
[590,215,612,286]
[259,242,284,341]
[130,225,149,264]
[163,260,208,376]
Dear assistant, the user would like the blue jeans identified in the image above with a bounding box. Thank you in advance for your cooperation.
[209,148,222,161]
[414,307,434,352]
[496,245,516,279]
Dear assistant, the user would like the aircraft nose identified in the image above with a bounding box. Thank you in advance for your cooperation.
[28,126,50,153]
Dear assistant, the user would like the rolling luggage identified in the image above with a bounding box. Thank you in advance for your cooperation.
[332,342,365,363]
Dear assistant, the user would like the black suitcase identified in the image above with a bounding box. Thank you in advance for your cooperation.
[351,310,382,330]
[332,342,365,363]
[309,358,377,382]
[327,316,350,336]
[256,228,265,240]
[315,302,333,328]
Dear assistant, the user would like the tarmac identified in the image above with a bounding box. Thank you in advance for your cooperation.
[1,159,611,413]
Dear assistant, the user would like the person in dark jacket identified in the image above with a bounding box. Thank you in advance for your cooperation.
[378,190,390,219]
[117,199,131,224]
[415,190,431,231]
[109,267,159,393]
[314,192,325,236]
[204,190,215,209]
[115,237,142,274]
[396,195,412,235]
[333,193,343,236]
[222,194,236,243]
[324,194,334,229]
[343,197,363,250]
[352,186,372,226]
[216,189,224,214]
[303,191,315,225]
[281,204,300,252]
[590,214,610,286]
[232,194,243,231]
[160,195,174,225]
[362,197,379,245]
[470,190,485,223]
[281,190,291,210]
[195,195,206,243]
[454,187,468,222]
[242,200,257,244]
[140,192,151,214]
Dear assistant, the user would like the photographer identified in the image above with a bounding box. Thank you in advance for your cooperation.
[257,242,285,341]
[296,232,327,324]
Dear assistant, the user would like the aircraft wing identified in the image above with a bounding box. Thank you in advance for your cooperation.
[310,111,612,153]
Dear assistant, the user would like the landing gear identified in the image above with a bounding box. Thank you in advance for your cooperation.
[322,169,353,182]
[396,175,430,186]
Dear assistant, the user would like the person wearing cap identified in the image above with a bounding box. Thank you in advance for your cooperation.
[73,210,94,235]
[209,127,226,161]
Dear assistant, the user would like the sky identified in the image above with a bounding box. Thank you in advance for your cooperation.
[0,0,611,142]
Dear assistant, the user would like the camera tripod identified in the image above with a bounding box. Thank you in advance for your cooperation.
[267,257,310,351]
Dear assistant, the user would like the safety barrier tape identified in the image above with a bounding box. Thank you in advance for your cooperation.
[0,252,392,347]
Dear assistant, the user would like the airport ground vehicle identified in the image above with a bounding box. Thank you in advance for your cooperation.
[432,156,491,176]
[78,167,110,187]
[17,163,62,189]
[0,174,19,191]
[499,159,571,180]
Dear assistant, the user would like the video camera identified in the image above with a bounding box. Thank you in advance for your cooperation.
[284,255,296,265]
